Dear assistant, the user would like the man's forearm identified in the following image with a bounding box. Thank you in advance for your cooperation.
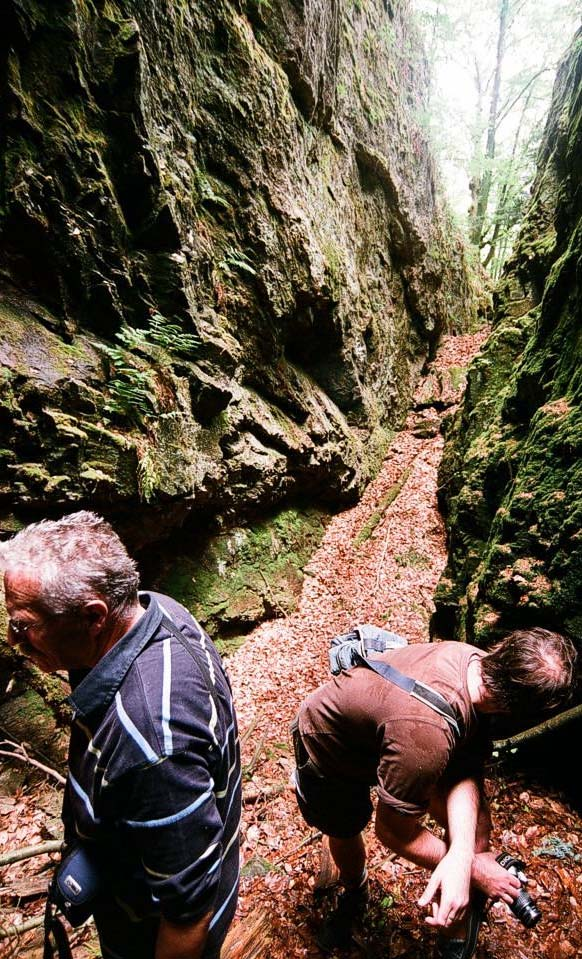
[445,778,480,865]
[376,778,482,874]
[376,815,448,870]
[155,911,212,959]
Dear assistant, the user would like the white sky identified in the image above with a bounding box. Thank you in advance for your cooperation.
[412,0,582,220]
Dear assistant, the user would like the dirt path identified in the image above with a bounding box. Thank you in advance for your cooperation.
[227,332,582,959]
[1,333,581,959]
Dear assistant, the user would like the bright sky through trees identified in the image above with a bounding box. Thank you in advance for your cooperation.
[413,0,581,276]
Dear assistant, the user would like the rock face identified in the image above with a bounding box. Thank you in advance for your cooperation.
[0,0,473,544]
[434,29,582,648]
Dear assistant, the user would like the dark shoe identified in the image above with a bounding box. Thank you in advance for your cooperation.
[435,893,485,959]
[436,939,469,959]
[316,882,369,953]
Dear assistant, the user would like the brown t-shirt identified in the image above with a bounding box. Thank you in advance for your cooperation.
[298,642,488,816]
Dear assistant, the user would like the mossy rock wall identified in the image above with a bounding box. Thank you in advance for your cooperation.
[153,506,330,652]
[434,29,582,648]
[1,0,474,542]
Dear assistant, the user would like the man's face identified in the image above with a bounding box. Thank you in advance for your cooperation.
[4,570,90,672]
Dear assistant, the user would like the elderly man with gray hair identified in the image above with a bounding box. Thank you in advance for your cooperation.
[1,511,241,959]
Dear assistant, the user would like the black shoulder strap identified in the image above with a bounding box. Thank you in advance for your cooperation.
[354,652,463,737]
[44,888,73,959]
[160,615,220,712]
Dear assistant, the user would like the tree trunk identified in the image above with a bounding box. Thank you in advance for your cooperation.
[469,0,509,249]
[482,84,534,271]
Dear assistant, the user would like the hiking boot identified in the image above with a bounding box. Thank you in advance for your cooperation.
[316,881,369,953]
[436,938,469,959]
[435,893,486,959]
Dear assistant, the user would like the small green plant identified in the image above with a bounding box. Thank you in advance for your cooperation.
[117,313,199,356]
[219,246,257,277]
[395,549,431,570]
[97,313,198,426]
[193,170,230,209]
[241,856,278,878]
[97,343,158,425]
[137,447,157,503]
[378,22,395,49]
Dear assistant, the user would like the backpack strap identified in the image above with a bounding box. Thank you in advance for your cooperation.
[354,652,463,737]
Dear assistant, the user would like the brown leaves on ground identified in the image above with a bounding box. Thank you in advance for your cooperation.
[227,332,581,959]
[1,332,581,958]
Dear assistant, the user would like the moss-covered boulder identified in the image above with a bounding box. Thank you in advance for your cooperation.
[434,29,582,648]
[1,0,474,544]
[153,506,329,651]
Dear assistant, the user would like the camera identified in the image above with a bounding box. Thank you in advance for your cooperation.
[496,853,542,928]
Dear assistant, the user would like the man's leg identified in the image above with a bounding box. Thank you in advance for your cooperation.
[93,898,158,959]
[328,833,367,887]
[317,833,369,953]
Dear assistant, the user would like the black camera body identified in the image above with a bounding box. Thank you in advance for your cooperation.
[496,853,542,928]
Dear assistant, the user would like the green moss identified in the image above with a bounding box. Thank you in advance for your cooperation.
[155,506,330,648]
[365,426,395,479]
[395,549,431,569]
[448,366,466,392]
[354,466,412,546]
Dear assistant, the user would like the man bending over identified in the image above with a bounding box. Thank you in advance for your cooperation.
[293,629,576,958]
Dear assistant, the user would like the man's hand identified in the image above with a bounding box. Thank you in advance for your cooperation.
[472,851,522,904]
[418,847,472,928]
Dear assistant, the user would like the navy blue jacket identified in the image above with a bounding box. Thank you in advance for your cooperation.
[64,592,241,955]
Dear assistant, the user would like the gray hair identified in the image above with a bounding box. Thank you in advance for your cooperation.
[0,511,140,617]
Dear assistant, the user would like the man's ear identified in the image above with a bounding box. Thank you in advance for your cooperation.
[83,599,109,635]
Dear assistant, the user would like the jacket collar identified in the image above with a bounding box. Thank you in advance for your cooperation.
[68,591,163,720]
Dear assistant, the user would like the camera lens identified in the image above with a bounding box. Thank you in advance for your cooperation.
[511,889,542,928]
[496,852,542,928]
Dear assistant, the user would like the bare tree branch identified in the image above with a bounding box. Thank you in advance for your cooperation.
[496,67,552,128]
[0,741,66,785]
[0,840,62,868]
[493,702,582,756]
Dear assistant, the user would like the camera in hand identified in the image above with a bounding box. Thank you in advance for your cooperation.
[496,853,541,928]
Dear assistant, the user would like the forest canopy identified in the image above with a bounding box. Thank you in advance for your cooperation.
[414,0,581,276]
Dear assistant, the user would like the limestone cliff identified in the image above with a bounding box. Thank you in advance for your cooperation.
[0,0,473,546]
[434,29,582,648]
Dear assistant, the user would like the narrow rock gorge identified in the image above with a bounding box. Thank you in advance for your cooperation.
[434,28,582,650]
[0,0,475,643]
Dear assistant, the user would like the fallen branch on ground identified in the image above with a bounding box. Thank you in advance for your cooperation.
[357,466,413,549]
[274,830,322,866]
[0,740,66,785]
[0,914,45,939]
[240,716,259,747]
[243,735,267,780]
[221,906,272,959]
[1,875,49,899]
[258,571,290,622]
[0,840,62,868]
[243,783,286,805]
